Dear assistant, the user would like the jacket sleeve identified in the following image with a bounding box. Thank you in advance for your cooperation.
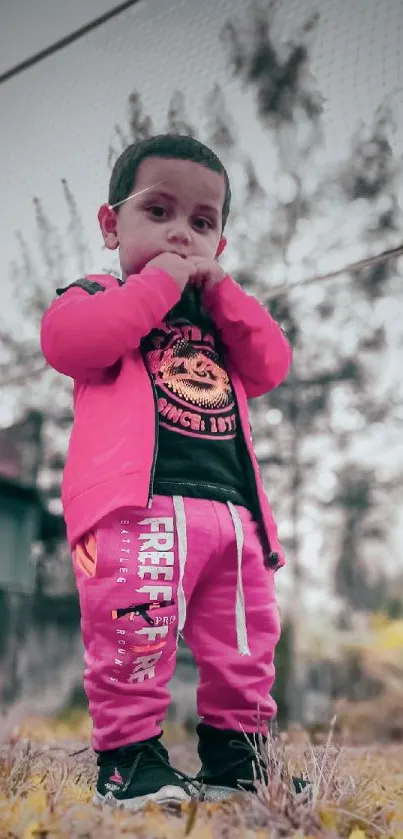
[203,274,292,398]
[40,267,181,379]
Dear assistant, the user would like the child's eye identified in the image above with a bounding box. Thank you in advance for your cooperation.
[148,205,167,219]
[193,217,213,231]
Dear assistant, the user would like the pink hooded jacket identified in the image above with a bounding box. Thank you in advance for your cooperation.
[40,267,292,568]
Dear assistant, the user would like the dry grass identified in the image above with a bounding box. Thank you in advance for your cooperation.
[1,715,403,838]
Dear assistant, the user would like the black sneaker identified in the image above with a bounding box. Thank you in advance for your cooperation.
[196,723,310,801]
[93,734,191,810]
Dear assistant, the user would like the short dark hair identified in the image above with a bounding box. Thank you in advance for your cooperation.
[108,134,231,229]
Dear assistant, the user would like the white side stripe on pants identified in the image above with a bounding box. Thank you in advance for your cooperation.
[172,496,251,657]
[228,501,251,656]
[173,495,187,633]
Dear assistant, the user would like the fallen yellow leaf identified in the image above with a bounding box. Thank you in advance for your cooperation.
[184,825,214,839]
[24,789,49,815]
[318,807,339,830]
[23,820,48,839]
[373,619,403,652]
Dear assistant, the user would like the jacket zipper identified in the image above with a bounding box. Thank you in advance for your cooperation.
[231,375,277,566]
[124,273,159,507]
[231,381,260,512]
[142,352,160,507]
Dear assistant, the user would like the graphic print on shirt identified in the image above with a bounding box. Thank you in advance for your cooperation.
[144,321,238,441]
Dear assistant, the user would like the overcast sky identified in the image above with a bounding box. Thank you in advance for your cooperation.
[0,0,127,74]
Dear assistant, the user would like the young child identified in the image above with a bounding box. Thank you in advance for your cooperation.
[40,134,292,810]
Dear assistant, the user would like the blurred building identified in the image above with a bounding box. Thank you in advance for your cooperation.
[0,410,66,593]
[0,411,66,702]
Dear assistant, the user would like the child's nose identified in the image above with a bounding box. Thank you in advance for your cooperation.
[166,225,192,245]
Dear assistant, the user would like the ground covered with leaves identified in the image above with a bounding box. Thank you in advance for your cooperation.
[1,715,403,838]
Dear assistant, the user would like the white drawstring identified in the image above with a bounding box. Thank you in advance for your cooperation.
[173,495,187,633]
[228,502,251,656]
[171,496,250,656]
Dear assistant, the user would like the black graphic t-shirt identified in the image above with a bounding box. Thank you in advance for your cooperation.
[141,285,254,510]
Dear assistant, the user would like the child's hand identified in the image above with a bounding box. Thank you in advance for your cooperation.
[189,258,226,292]
[145,252,193,292]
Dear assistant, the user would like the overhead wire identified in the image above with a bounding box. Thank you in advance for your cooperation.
[1,240,402,388]
[0,0,144,85]
[264,242,403,302]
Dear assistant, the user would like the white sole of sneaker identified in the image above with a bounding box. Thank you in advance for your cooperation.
[200,784,241,802]
[93,784,191,811]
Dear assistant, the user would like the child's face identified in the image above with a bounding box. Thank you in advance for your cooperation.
[101,157,226,279]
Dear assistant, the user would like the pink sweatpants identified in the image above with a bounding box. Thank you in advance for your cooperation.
[72,496,281,751]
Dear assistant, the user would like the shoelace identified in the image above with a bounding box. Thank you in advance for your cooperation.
[100,741,196,794]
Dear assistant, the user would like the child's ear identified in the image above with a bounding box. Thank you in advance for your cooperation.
[215,236,227,258]
[98,203,119,250]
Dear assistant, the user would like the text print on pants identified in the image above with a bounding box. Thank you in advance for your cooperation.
[127,516,176,685]
[108,518,133,684]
